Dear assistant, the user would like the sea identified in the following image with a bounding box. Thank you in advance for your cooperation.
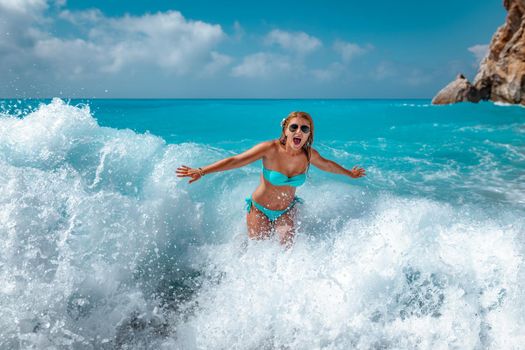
[0,98,524,349]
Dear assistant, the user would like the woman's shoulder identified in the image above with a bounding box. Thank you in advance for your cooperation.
[254,140,280,158]
[257,139,280,150]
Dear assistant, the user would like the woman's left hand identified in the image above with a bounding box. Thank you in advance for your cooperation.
[348,165,366,178]
[176,165,203,184]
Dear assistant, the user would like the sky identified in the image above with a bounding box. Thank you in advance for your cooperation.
[0,0,506,98]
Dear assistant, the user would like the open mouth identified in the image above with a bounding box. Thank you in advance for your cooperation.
[293,137,302,145]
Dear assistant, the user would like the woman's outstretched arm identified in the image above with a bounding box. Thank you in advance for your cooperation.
[176,141,273,183]
[310,148,366,179]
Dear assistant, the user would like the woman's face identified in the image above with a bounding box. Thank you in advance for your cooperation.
[285,116,311,151]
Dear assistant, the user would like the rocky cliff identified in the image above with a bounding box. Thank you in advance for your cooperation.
[432,0,525,105]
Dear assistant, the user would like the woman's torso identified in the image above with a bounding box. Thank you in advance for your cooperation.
[251,140,308,210]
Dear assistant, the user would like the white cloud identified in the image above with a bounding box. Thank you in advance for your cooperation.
[0,0,242,98]
[200,51,233,76]
[264,29,322,54]
[0,0,48,45]
[0,0,47,16]
[233,20,244,41]
[33,37,104,75]
[231,52,292,78]
[0,2,237,97]
[0,0,49,72]
[233,29,322,80]
[333,39,372,63]
[79,10,224,74]
[1,5,228,83]
[468,44,489,64]
[58,8,103,24]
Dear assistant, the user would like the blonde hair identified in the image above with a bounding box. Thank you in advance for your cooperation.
[279,111,314,168]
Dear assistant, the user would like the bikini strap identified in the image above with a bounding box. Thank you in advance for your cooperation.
[245,197,253,212]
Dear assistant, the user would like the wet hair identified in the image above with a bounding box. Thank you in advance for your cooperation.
[279,111,314,170]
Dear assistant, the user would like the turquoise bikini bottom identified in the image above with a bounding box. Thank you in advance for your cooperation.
[245,196,303,222]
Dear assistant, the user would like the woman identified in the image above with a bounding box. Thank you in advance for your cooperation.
[176,111,366,246]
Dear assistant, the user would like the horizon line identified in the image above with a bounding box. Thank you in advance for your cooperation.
[0,97,433,100]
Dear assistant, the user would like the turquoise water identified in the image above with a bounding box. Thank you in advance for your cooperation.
[0,98,524,348]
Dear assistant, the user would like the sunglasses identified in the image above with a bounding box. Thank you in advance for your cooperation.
[288,124,310,134]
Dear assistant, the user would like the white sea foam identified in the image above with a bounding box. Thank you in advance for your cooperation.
[0,99,215,348]
[494,101,525,108]
[171,196,525,349]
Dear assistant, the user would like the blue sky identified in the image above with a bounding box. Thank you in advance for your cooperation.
[0,0,506,98]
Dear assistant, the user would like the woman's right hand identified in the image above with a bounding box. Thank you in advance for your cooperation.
[176,165,203,184]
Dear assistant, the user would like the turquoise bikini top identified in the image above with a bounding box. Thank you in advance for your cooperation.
[262,166,307,187]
